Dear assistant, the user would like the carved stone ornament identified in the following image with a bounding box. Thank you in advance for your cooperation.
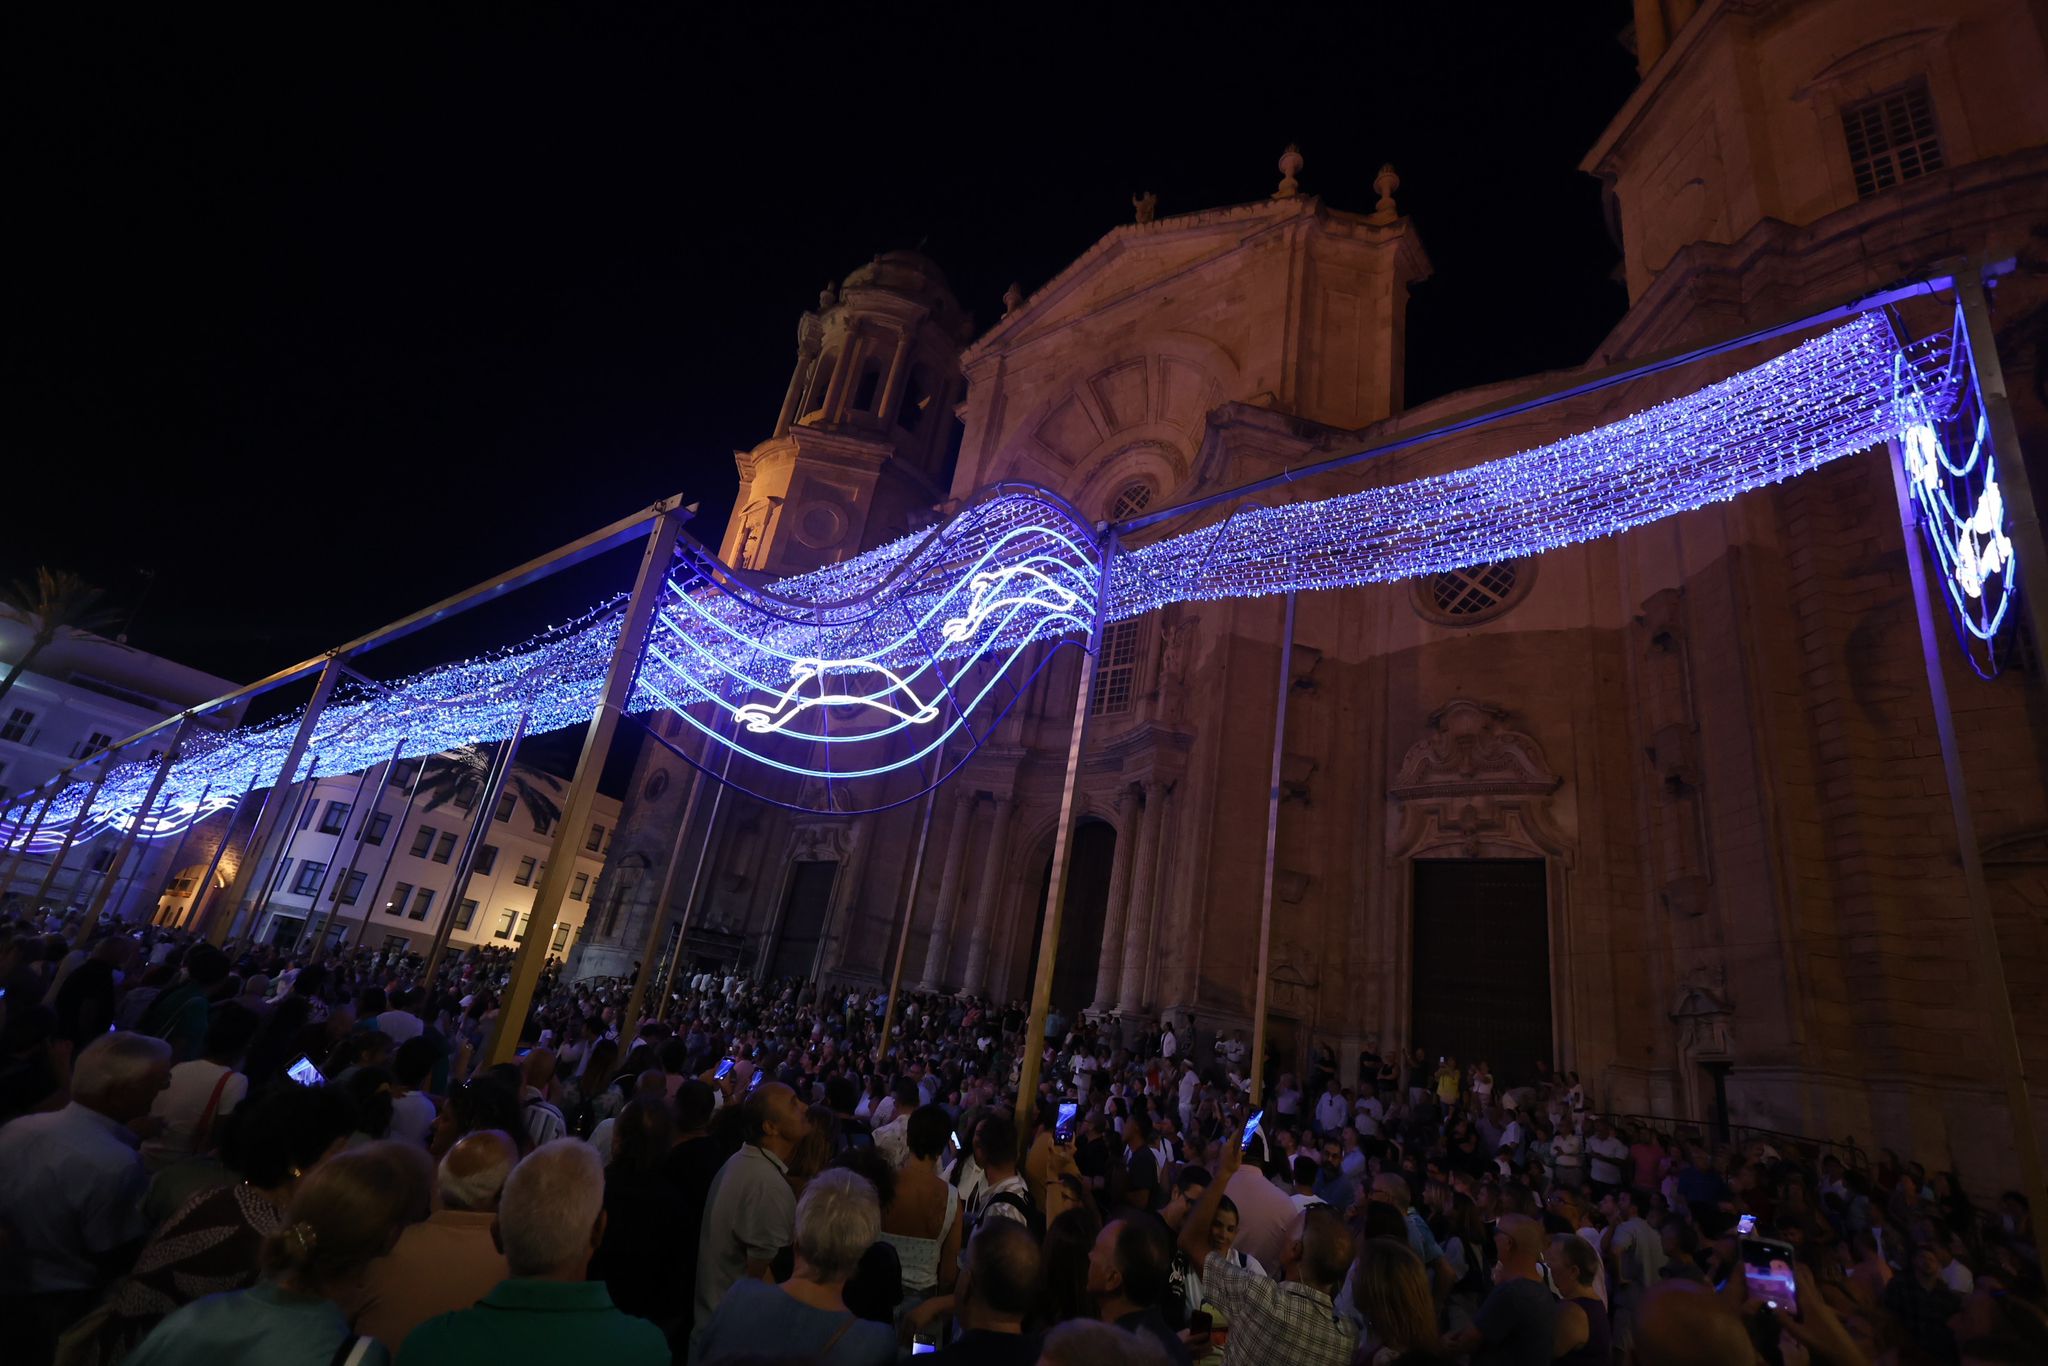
[1671,965,1734,1057]
[790,823,854,863]
[1392,700,1561,800]
[1390,700,1571,864]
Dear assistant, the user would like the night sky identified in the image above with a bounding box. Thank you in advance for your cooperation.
[9,6,1637,707]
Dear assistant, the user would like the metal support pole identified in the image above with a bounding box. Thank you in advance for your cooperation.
[486,501,689,1066]
[1248,591,1297,1112]
[234,756,321,950]
[349,753,431,954]
[1954,263,2048,667]
[300,752,397,953]
[81,716,192,923]
[1015,531,1114,1141]
[422,714,529,983]
[620,715,724,1031]
[142,779,211,925]
[653,721,744,1021]
[1887,440,2048,1231]
[877,752,945,1066]
[184,777,256,932]
[28,761,111,920]
[0,785,61,901]
[205,654,348,944]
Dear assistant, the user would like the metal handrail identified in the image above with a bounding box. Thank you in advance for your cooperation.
[1594,1110,1871,1173]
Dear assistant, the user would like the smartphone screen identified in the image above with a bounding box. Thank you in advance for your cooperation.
[1742,1237,1799,1315]
[714,1058,735,1080]
[1242,1109,1265,1151]
[287,1056,325,1087]
[1056,1101,1078,1143]
[910,1341,936,1356]
[748,1067,765,1092]
[1736,1213,1757,1236]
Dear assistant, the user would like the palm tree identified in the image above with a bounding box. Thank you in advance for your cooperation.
[0,568,124,711]
[416,743,567,833]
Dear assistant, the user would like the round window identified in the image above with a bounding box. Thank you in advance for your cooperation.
[1413,560,1531,625]
[642,769,671,802]
[1109,480,1154,522]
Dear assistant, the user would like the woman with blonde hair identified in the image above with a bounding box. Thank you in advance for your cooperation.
[1350,1235,1448,1365]
[124,1141,431,1365]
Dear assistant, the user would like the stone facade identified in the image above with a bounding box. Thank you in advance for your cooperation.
[579,0,2048,1186]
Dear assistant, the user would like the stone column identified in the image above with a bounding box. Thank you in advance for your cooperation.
[774,345,817,437]
[918,790,978,989]
[1116,781,1168,1015]
[1090,788,1139,1013]
[959,795,1013,996]
[875,330,914,425]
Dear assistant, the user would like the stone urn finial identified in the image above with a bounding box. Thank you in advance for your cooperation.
[818,281,837,311]
[1002,281,1024,316]
[1373,163,1400,219]
[1132,189,1158,224]
[1275,144,1304,199]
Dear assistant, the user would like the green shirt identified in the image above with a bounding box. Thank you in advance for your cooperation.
[397,1277,668,1366]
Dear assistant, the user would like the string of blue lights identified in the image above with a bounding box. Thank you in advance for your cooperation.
[0,311,1995,844]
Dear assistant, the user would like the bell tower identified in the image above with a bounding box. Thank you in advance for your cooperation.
[722,252,972,576]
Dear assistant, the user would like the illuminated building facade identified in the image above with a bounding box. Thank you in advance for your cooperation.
[582,0,2048,1178]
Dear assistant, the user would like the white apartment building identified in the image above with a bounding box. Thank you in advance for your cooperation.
[175,758,622,961]
[0,615,244,918]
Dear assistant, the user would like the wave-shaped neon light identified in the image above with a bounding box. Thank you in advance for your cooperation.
[3,313,1999,845]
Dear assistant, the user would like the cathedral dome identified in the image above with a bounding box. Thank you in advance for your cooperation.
[842,250,953,304]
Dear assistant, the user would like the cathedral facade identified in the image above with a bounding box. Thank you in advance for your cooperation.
[576,0,2048,1186]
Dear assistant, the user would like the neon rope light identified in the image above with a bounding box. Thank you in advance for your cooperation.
[2,310,2000,845]
[1896,297,2015,676]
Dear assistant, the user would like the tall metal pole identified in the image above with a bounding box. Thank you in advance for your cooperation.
[142,779,211,926]
[301,748,399,952]
[486,500,689,1067]
[1953,263,2048,667]
[0,785,61,902]
[235,756,321,950]
[81,717,192,923]
[1247,591,1296,1112]
[204,654,347,945]
[877,750,945,1067]
[28,760,111,920]
[621,724,715,1031]
[422,714,529,983]
[183,776,257,932]
[348,753,431,953]
[299,754,396,953]
[1890,452,2048,1219]
[1014,530,1114,1141]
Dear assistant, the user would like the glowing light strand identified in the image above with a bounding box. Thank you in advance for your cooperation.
[3,314,1984,841]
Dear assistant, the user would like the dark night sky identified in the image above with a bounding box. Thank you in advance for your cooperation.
[8,6,1637,702]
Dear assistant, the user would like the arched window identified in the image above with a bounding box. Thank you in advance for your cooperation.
[1109,480,1154,523]
[851,359,885,413]
[802,351,838,417]
[1413,560,1531,625]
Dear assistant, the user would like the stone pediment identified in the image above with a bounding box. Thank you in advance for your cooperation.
[964,198,1319,367]
[1391,699,1560,799]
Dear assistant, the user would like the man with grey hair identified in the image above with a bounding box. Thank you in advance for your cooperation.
[399,1138,666,1365]
[692,1167,895,1364]
[359,1130,517,1354]
[0,1031,171,1360]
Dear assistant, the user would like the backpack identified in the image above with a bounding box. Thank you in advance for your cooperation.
[981,1188,1046,1243]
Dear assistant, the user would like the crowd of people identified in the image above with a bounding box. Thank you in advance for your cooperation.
[0,905,2042,1366]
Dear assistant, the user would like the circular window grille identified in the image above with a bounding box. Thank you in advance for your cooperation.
[1415,560,1529,624]
[1109,480,1154,522]
[642,769,670,802]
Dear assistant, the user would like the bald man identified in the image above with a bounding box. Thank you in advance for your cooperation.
[692,1081,812,1348]
[359,1129,517,1354]
[1632,1279,1756,1366]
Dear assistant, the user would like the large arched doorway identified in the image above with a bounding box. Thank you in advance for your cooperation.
[1025,818,1117,1017]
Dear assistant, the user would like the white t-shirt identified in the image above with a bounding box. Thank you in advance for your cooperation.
[374,1010,424,1044]
[1161,1030,1178,1059]
[144,1060,249,1170]
[1587,1135,1629,1186]
[389,1089,437,1146]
